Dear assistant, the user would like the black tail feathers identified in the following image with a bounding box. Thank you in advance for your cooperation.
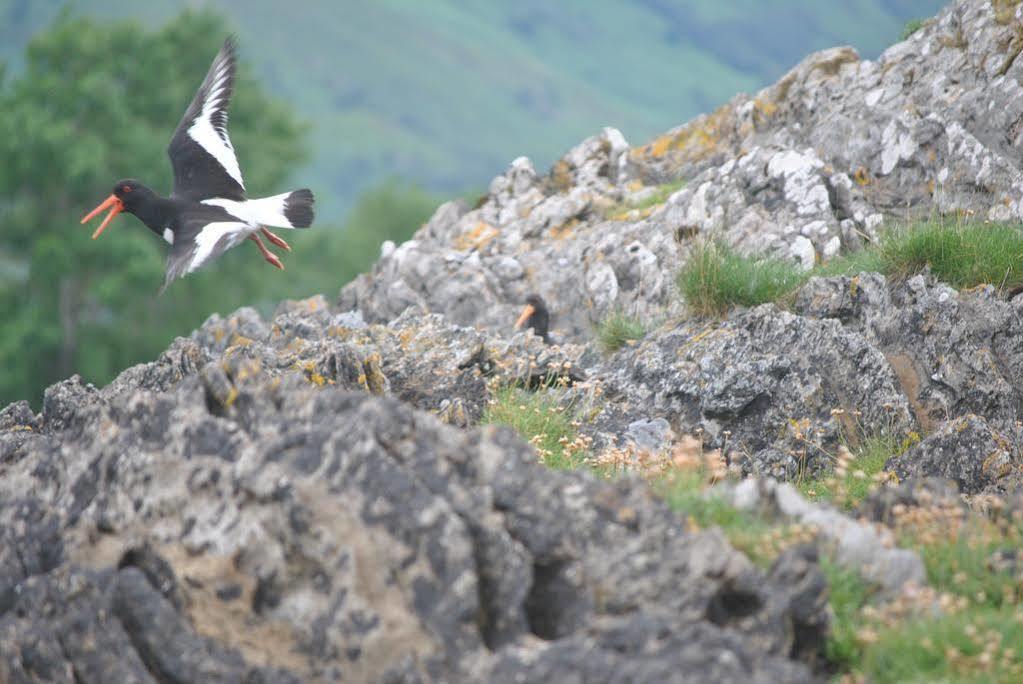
[284,189,315,228]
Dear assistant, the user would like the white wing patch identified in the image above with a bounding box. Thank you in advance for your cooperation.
[203,194,295,229]
[163,228,175,244]
[187,66,245,190]
[188,221,252,273]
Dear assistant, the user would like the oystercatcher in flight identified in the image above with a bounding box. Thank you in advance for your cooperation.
[81,37,314,291]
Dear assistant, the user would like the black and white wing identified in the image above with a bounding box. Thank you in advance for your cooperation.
[160,218,251,293]
[167,37,246,203]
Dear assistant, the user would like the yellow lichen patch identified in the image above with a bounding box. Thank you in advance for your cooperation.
[853,167,872,186]
[453,221,500,251]
[213,327,226,344]
[625,179,644,192]
[232,359,262,384]
[754,98,778,116]
[309,372,327,387]
[637,103,732,164]
[229,334,254,348]
[549,217,580,240]
[549,159,574,193]
[752,97,779,126]
[362,354,387,395]
[811,49,859,77]
[285,338,307,353]
[222,386,239,408]
[992,0,1022,24]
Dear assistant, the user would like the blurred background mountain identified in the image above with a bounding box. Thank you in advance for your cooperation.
[0,0,944,406]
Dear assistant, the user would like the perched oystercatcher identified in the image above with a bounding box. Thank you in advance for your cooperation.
[515,294,551,344]
[81,37,314,291]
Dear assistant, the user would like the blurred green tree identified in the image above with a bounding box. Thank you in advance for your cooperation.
[0,9,307,405]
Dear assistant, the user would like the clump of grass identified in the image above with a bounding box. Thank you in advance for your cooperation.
[606,178,686,219]
[679,220,1023,318]
[596,311,648,353]
[796,433,909,510]
[813,247,885,278]
[661,474,817,566]
[859,607,1023,683]
[481,385,589,469]
[821,555,881,669]
[880,220,1023,291]
[901,17,926,40]
[677,240,805,316]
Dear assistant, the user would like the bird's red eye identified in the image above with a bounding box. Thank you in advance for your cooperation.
[122,185,132,193]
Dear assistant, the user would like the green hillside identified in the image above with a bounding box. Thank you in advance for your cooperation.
[1,1,945,222]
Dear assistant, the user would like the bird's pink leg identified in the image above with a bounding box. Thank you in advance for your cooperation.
[260,227,291,252]
[249,234,284,270]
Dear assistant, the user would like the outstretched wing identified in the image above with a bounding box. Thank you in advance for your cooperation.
[160,218,251,293]
[167,37,246,202]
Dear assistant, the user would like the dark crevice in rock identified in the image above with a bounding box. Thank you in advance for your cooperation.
[706,581,763,627]
[523,559,586,641]
[252,573,282,615]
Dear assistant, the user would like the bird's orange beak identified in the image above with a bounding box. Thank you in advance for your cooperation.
[81,194,124,239]
[515,304,536,330]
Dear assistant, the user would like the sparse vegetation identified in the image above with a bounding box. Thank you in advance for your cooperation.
[481,385,590,469]
[677,220,1023,318]
[820,556,880,669]
[901,17,926,39]
[606,179,686,219]
[676,239,805,316]
[485,384,1023,681]
[796,433,909,510]
[595,311,649,353]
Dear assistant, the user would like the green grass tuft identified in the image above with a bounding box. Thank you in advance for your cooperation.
[901,17,926,40]
[796,433,908,510]
[820,555,880,670]
[596,311,648,353]
[606,179,686,218]
[859,607,1023,683]
[481,385,586,469]
[879,220,1023,291]
[813,247,886,278]
[677,220,1023,318]
[676,240,806,316]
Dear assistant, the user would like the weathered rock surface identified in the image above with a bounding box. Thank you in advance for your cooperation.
[6,0,1023,680]
[341,0,1023,343]
[1,359,822,682]
[580,303,915,476]
[886,414,1023,495]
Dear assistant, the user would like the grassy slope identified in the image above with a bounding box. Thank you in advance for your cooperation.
[0,0,945,222]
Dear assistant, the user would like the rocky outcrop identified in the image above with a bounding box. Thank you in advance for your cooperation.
[0,353,823,682]
[580,303,915,477]
[332,0,1023,481]
[341,0,1023,342]
[5,0,1023,680]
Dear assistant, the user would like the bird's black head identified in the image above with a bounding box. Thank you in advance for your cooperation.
[111,179,158,213]
[81,179,155,239]
[515,294,551,343]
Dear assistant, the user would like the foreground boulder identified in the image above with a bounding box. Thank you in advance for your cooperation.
[1,363,824,682]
